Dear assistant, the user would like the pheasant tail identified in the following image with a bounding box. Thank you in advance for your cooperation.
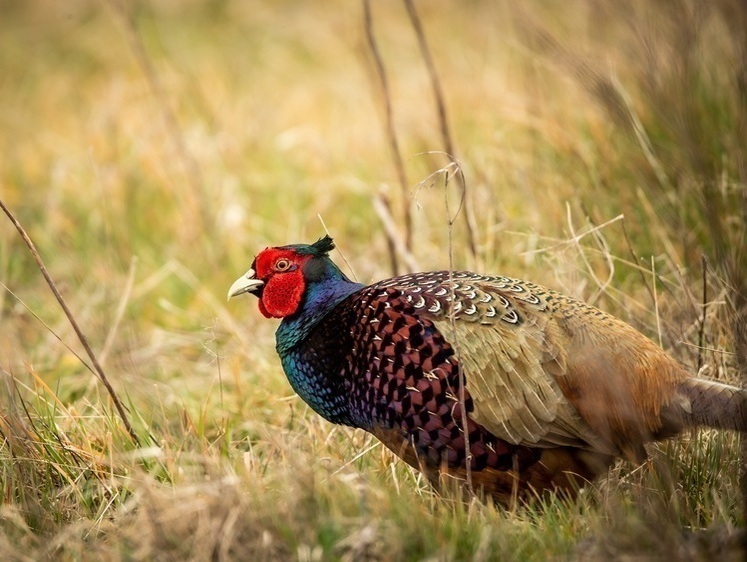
[675,378,747,432]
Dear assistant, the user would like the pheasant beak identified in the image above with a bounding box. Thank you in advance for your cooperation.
[227,269,264,300]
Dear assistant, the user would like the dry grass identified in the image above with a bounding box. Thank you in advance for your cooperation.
[0,0,745,559]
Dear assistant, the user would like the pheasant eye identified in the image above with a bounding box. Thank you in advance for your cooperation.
[274,258,292,272]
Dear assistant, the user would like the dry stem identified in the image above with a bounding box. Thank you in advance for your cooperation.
[363,0,412,266]
[403,0,477,258]
[0,198,140,446]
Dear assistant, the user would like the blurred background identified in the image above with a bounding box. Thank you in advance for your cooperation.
[1,1,745,559]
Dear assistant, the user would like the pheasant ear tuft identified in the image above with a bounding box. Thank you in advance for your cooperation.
[310,235,335,256]
[278,235,335,259]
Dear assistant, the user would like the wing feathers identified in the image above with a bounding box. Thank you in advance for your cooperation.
[377,272,691,457]
[425,278,620,453]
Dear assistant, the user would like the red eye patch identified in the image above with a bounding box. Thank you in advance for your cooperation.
[254,248,302,279]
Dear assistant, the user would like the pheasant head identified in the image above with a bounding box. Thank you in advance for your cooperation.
[228,235,364,328]
[228,236,364,421]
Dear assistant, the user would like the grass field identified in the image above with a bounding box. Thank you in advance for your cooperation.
[1,1,746,559]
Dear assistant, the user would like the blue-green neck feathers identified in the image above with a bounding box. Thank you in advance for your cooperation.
[274,250,363,424]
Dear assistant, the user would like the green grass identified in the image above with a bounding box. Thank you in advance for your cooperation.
[1,1,745,559]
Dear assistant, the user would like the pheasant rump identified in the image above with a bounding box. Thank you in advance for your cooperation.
[228,236,747,505]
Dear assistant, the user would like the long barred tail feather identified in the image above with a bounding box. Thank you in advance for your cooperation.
[677,378,747,432]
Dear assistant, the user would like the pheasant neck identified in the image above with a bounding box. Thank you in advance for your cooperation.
[274,260,364,425]
[275,262,363,354]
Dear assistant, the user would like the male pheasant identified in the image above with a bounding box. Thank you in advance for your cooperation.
[228,236,746,505]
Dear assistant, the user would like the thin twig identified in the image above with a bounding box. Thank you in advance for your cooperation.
[696,255,708,372]
[621,219,657,309]
[373,193,419,272]
[403,0,453,158]
[105,0,212,238]
[565,204,615,305]
[510,453,519,512]
[0,281,95,375]
[525,213,625,256]
[610,75,670,189]
[650,255,662,348]
[363,0,412,258]
[100,256,138,366]
[379,191,401,274]
[330,441,382,477]
[403,0,477,258]
[678,341,736,356]
[0,198,140,446]
[318,214,358,282]
[443,166,473,495]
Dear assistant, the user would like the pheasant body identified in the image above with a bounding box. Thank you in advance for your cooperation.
[228,236,747,505]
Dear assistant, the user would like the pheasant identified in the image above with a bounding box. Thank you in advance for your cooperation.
[228,236,746,505]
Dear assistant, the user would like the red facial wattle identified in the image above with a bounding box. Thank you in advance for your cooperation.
[258,269,306,318]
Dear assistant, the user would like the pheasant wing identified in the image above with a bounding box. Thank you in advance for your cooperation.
[377,272,617,453]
